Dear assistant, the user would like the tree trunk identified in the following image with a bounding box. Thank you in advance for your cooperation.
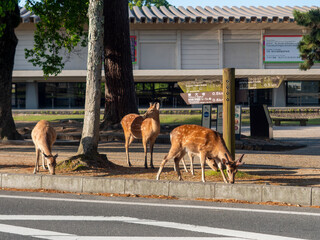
[102,0,138,128]
[77,0,104,155]
[0,4,22,140]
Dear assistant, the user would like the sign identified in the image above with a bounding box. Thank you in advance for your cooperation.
[238,76,285,90]
[180,91,223,105]
[216,105,241,138]
[201,104,212,129]
[178,80,222,93]
[263,35,302,63]
[130,36,137,64]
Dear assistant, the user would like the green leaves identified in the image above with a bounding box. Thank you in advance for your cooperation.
[0,0,19,37]
[24,0,88,77]
[293,8,320,70]
[128,0,170,9]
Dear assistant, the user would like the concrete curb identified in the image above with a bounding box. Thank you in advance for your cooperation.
[0,173,318,207]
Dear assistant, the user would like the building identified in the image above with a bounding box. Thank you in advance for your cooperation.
[13,5,320,109]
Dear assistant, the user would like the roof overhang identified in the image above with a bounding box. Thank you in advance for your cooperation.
[12,69,320,83]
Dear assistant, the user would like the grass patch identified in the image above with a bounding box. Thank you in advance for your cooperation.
[205,169,254,179]
[13,113,320,126]
[160,114,201,125]
[13,114,85,122]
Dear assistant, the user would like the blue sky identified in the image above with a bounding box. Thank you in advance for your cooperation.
[167,0,319,7]
[19,0,319,7]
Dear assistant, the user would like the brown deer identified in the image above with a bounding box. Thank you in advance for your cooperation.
[156,124,244,183]
[121,102,160,169]
[31,120,58,175]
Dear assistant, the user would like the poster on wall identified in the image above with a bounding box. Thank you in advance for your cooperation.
[130,36,137,64]
[263,35,303,63]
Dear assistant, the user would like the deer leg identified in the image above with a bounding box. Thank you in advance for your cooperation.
[143,138,148,169]
[125,135,133,167]
[149,139,156,169]
[188,152,194,175]
[33,148,40,174]
[180,157,188,173]
[174,156,183,181]
[42,153,47,170]
[200,152,206,183]
[156,156,170,180]
[217,160,229,184]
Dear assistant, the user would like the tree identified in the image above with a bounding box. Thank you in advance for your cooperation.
[101,0,138,127]
[129,0,170,9]
[77,0,104,158]
[293,8,320,70]
[0,0,22,140]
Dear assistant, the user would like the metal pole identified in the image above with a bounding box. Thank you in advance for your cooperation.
[223,68,235,159]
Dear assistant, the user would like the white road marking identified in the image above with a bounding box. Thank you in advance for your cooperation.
[0,223,75,238]
[0,194,319,217]
[0,215,306,240]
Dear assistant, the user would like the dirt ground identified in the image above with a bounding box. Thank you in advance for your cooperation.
[0,120,320,187]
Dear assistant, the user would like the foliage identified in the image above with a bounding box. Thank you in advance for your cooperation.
[293,8,320,70]
[24,0,171,78]
[24,0,88,77]
[129,0,170,9]
[0,0,19,37]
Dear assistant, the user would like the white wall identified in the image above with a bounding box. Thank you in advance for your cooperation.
[181,29,219,69]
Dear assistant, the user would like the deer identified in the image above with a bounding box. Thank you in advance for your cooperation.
[156,124,244,184]
[121,102,160,169]
[31,120,58,175]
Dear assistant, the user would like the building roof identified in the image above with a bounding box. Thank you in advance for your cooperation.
[20,5,318,24]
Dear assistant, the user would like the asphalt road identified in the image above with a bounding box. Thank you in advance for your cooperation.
[0,191,319,239]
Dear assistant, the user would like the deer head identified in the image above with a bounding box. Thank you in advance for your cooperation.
[43,153,58,175]
[222,153,245,184]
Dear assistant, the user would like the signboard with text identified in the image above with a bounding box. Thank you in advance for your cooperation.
[238,76,285,90]
[178,80,222,93]
[263,35,302,63]
[180,91,223,105]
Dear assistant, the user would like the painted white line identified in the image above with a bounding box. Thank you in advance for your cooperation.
[0,194,319,217]
[43,237,242,240]
[0,223,75,238]
[0,215,306,240]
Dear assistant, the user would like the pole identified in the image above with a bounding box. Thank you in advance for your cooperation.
[222,68,235,159]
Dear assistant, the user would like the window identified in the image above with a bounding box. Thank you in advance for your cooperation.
[287,81,320,106]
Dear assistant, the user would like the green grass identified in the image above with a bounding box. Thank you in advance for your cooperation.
[205,169,253,179]
[159,114,201,125]
[12,113,320,126]
[13,114,85,122]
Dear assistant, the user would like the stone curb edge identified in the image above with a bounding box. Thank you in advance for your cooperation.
[0,173,319,206]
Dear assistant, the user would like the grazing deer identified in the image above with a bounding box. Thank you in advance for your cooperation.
[157,124,244,183]
[31,120,58,175]
[121,102,160,169]
[176,153,219,175]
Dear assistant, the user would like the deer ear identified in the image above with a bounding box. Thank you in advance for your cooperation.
[54,154,58,158]
[222,158,227,165]
[149,102,153,107]
[43,153,49,158]
[155,102,160,110]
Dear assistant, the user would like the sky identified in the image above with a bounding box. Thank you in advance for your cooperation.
[19,0,319,8]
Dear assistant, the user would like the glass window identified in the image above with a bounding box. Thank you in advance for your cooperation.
[287,81,320,106]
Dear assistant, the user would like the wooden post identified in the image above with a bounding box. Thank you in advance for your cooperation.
[223,68,235,159]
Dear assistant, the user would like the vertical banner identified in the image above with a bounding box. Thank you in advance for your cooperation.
[217,104,241,139]
[201,104,212,129]
[130,36,137,64]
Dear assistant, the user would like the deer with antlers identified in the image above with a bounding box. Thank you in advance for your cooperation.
[156,124,244,183]
[121,102,160,169]
[31,120,58,175]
